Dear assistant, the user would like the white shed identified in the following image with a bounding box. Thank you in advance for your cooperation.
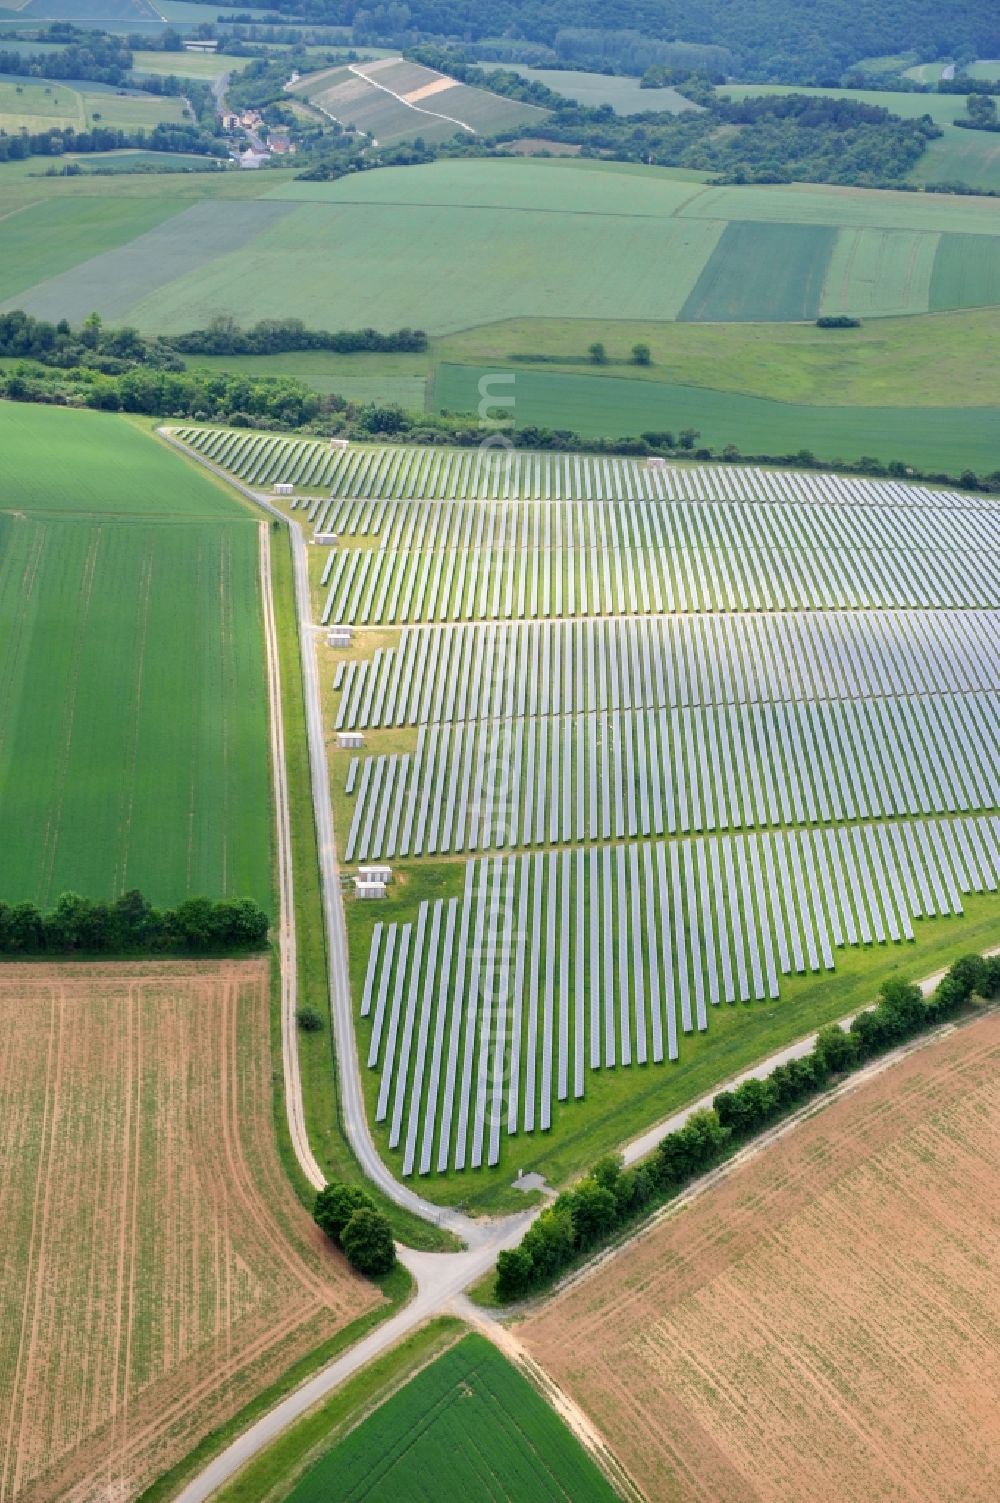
[336,730,364,749]
[273,482,294,495]
[358,864,392,884]
[355,879,386,900]
[328,627,353,648]
[315,531,338,546]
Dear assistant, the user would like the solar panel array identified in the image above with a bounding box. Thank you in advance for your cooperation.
[172,430,1000,1179]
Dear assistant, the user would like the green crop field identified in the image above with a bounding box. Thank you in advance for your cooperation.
[284,1335,618,1503]
[966,60,1000,82]
[911,126,1000,194]
[6,198,297,324]
[930,232,1000,309]
[432,361,1000,471]
[679,221,837,321]
[506,64,698,115]
[819,227,940,317]
[4,161,999,333]
[0,76,187,133]
[0,194,189,304]
[0,404,270,907]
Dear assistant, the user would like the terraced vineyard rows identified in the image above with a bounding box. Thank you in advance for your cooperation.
[172,428,1000,1183]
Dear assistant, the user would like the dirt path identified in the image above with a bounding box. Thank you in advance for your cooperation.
[259,519,325,1192]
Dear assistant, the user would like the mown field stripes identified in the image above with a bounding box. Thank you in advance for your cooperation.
[363,815,1000,1173]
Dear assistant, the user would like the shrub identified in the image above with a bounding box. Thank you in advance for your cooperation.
[341,1208,396,1275]
[313,1181,374,1243]
[813,1023,861,1074]
[296,1006,324,1032]
[496,1246,534,1301]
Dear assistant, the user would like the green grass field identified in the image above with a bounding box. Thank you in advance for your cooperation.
[4,160,999,333]
[966,60,1000,82]
[0,194,189,304]
[433,360,1000,470]
[283,1335,619,1503]
[0,76,188,134]
[0,405,270,907]
[506,64,698,115]
[911,126,1000,194]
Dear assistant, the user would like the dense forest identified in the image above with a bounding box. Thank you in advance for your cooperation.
[178,0,1000,83]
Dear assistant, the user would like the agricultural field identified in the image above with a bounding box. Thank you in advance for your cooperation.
[8,159,999,335]
[282,1334,618,1503]
[0,404,271,907]
[431,362,1000,473]
[0,76,188,134]
[911,126,1000,194]
[966,59,1000,82]
[431,305,1000,409]
[0,960,381,1503]
[172,428,1000,1197]
[678,221,837,321]
[505,64,698,114]
[290,56,548,147]
[522,1011,1000,1503]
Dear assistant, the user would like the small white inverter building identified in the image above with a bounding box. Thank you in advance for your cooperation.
[273,482,294,495]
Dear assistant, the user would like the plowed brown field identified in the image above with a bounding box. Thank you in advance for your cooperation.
[523,1013,1000,1503]
[0,961,380,1503]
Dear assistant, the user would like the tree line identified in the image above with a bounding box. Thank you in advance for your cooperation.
[169,0,1000,85]
[0,123,222,166]
[0,311,425,368]
[0,890,270,957]
[494,953,1000,1301]
[170,316,428,356]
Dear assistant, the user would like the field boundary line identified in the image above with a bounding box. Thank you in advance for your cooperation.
[464,1313,647,1503]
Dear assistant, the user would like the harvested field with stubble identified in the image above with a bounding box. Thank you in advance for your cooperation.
[0,961,381,1503]
[523,1012,1000,1503]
